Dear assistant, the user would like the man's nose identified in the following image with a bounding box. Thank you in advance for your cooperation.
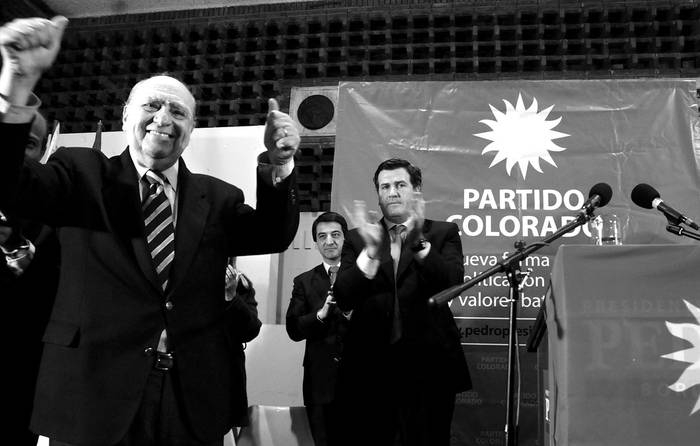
[153,107,172,125]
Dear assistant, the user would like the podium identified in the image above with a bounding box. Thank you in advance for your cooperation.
[545,245,700,445]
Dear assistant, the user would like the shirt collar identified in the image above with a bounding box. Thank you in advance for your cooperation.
[385,217,414,233]
[322,261,340,274]
[131,156,179,192]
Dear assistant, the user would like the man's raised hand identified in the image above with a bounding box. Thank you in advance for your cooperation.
[409,191,425,233]
[264,98,300,165]
[0,16,68,103]
[345,200,383,258]
[0,16,68,76]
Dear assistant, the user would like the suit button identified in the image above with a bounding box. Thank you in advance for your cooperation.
[165,301,174,310]
[144,347,155,356]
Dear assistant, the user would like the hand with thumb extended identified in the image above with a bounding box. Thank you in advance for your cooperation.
[264,98,300,165]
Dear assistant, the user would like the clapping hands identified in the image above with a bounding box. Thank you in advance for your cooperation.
[345,200,383,258]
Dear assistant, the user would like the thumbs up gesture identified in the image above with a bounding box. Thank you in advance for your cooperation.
[264,98,300,165]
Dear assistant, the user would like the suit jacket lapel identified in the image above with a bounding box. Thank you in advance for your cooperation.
[103,149,161,294]
[311,264,331,304]
[167,160,209,295]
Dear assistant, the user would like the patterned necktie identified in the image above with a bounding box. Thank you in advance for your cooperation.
[142,170,175,290]
[328,265,339,288]
[390,224,406,274]
[389,224,406,344]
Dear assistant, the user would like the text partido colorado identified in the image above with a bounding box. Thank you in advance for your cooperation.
[448,188,595,237]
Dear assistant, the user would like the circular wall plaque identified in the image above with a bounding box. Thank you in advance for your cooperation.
[297,94,335,130]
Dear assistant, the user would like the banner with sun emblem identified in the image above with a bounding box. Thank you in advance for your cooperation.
[331,80,700,445]
[548,245,700,445]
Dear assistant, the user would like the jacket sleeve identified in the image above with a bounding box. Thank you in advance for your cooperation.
[333,230,378,312]
[0,124,100,228]
[414,222,465,295]
[224,163,299,257]
[0,122,35,210]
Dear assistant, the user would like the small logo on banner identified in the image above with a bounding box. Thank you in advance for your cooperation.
[475,93,569,178]
[662,299,700,415]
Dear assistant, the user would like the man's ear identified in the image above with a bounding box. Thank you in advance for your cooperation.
[121,108,127,128]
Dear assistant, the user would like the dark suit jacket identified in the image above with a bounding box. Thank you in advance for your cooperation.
[225,272,262,428]
[334,219,471,393]
[2,220,59,446]
[227,272,262,344]
[0,121,299,445]
[286,264,350,406]
[1,221,59,339]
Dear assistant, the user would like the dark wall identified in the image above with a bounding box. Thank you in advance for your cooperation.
[5,0,700,210]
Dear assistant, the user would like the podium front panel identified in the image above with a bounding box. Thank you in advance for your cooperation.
[546,245,700,446]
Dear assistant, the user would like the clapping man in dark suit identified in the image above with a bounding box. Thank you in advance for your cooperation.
[0,16,299,446]
[224,257,261,345]
[223,257,261,433]
[334,158,472,446]
[286,212,351,446]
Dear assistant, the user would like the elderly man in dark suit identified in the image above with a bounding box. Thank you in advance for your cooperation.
[0,16,299,446]
[286,211,351,446]
[334,158,472,446]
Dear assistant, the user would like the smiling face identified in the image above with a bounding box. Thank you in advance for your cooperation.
[315,222,345,264]
[123,76,196,171]
[376,167,420,224]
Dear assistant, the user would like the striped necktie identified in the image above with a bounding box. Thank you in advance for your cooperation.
[142,170,175,291]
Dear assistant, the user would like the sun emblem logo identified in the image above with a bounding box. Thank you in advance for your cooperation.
[662,299,700,415]
[475,93,569,178]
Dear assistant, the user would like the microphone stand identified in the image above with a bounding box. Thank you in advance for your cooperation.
[666,223,700,241]
[429,210,596,446]
[503,240,527,446]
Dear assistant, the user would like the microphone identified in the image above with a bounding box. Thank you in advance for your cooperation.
[579,182,613,216]
[630,183,699,230]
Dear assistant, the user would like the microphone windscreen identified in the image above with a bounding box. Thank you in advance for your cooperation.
[589,182,613,207]
[631,183,660,209]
